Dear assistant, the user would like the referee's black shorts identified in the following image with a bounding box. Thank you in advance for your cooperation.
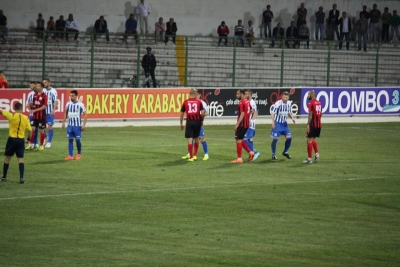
[235,126,248,140]
[306,127,321,138]
[4,137,25,158]
[185,120,202,138]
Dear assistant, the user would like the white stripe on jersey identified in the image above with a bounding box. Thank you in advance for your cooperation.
[27,91,35,115]
[45,87,58,114]
[271,100,292,124]
[200,100,208,113]
[249,99,257,129]
[66,101,86,126]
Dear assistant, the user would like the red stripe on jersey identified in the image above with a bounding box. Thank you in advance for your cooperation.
[32,93,48,120]
[308,99,322,128]
[181,98,203,121]
[238,98,251,128]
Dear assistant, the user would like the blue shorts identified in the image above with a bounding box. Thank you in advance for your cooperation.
[199,126,205,138]
[46,114,55,126]
[270,123,291,138]
[244,128,255,139]
[67,126,82,139]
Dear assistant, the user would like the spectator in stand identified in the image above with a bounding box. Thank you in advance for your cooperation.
[0,10,8,40]
[154,17,165,43]
[246,20,255,47]
[337,12,352,50]
[234,19,245,47]
[93,16,110,42]
[298,22,310,48]
[125,13,138,42]
[45,16,56,40]
[55,15,66,39]
[36,13,45,39]
[315,6,325,40]
[0,71,8,89]
[285,21,298,48]
[381,7,391,42]
[141,47,157,88]
[137,0,151,34]
[217,21,229,46]
[297,3,307,29]
[164,18,177,45]
[360,5,370,41]
[271,23,284,48]
[262,5,274,39]
[357,13,368,51]
[389,10,400,42]
[65,14,79,42]
[369,4,381,42]
[328,4,340,40]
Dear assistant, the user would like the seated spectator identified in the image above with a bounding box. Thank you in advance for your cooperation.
[298,22,310,49]
[125,14,138,42]
[337,12,352,50]
[0,10,8,40]
[165,18,177,45]
[357,13,368,51]
[154,17,165,43]
[55,15,66,39]
[245,20,255,47]
[217,21,229,46]
[389,10,400,42]
[0,71,8,89]
[46,16,56,40]
[271,23,284,48]
[234,19,245,47]
[93,16,110,41]
[65,13,79,42]
[285,21,298,48]
[36,13,45,38]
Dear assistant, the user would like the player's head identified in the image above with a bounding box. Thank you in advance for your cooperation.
[70,90,78,102]
[244,89,253,100]
[307,90,316,100]
[281,91,290,103]
[14,102,23,112]
[43,77,51,88]
[190,88,197,97]
[236,89,245,100]
[36,81,44,91]
[30,81,36,91]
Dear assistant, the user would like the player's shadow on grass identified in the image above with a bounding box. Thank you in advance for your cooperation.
[156,159,193,167]
[39,159,76,164]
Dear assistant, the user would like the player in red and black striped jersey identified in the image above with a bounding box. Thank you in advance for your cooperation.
[180,88,204,162]
[231,89,254,164]
[304,90,322,163]
[28,81,48,151]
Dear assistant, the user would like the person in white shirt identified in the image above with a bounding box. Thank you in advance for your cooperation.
[245,20,255,47]
[65,13,79,41]
[137,0,151,34]
[337,12,352,50]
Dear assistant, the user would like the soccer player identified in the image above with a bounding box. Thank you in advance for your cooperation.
[28,81,48,151]
[243,89,260,161]
[43,77,59,148]
[182,91,209,160]
[25,81,39,150]
[62,90,88,160]
[270,91,296,160]
[231,89,254,164]
[1,102,32,184]
[180,88,204,162]
[304,90,322,164]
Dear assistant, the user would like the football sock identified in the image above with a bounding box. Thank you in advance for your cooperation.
[48,129,54,142]
[312,140,319,153]
[3,163,9,178]
[244,140,253,152]
[194,142,199,156]
[19,163,24,178]
[201,141,208,154]
[271,139,278,155]
[40,132,45,145]
[34,128,38,145]
[284,138,292,153]
[30,130,35,145]
[236,142,243,158]
[307,142,313,158]
[188,144,193,158]
[68,139,74,156]
[76,139,82,154]
[241,140,251,153]
[44,129,47,139]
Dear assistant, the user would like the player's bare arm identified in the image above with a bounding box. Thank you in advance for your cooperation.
[51,99,59,115]
[288,112,296,124]
[235,112,245,131]
[179,112,184,130]
[32,104,47,113]
[252,110,258,120]
[81,111,88,131]
[306,112,312,132]
[62,110,69,129]
[271,113,276,129]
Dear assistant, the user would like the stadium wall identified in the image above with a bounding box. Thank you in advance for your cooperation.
[3,0,400,36]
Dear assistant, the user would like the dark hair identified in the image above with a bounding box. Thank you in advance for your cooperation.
[43,77,51,82]
[50,16,53,20]
[221,21,225,24]
[37,81,44,88]
[282,91,290,96]
[30,81,36,84]
[237,89,245,95]
[245,89,253,94]
[71,90,78,95]
[14,102,23,111]
[38,13,42,17]
[267,5,271,8]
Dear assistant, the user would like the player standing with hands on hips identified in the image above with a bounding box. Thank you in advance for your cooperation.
[304,90,322,163]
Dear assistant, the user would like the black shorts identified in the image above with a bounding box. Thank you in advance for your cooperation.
[235,126,248,140]
[185,120,202,138]
[4,137,25,158]
[307,127,321,138]
[31,118,46,129]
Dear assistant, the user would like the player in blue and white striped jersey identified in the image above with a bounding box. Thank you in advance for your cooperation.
[43,78,59,148]
[62,90,88,160]
[270,91,296,160]
[243,89,260,161]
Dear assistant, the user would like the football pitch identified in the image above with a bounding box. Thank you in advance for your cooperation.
[0,122,399,267]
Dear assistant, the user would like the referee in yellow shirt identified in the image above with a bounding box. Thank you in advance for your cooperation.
[1,102,32,184]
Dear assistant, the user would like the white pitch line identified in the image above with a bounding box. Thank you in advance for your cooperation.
[0,176,394,201]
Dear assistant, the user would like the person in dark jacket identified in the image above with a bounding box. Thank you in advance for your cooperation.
[328,4,340,40]
[285,21,298,48]
[141,47,157,88]
[337,12,352,50]
[165,18,177,45]
[271,23,284,48]
[55,15,66,39]
[93,16,109,41]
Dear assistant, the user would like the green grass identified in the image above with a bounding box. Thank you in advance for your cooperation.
[0,122,400,267]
